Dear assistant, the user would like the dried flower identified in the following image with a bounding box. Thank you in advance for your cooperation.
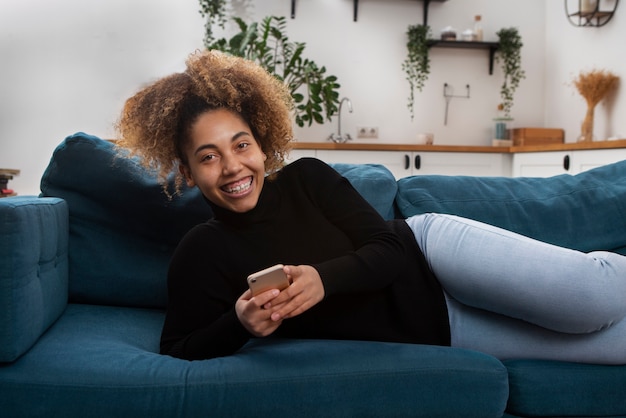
[572,69,619,142]
[573,69,619,108]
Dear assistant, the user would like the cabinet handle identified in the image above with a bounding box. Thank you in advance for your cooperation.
[563,155,570,171]
[404,154,410,170]
[414,155,421,170]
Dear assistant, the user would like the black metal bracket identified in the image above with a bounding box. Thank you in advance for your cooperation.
[423,0,432,24]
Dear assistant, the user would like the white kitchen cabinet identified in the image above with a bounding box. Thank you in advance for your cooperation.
[572,149,626,172]
[315,150,510,178]
[407,152,511,177]
[512,151,573,177]
[315,150,412,178]
[288,142,626,178]
[512,148,626,177]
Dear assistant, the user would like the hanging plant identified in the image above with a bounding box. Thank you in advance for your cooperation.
[208,16,340,127]
[198,0,228,47]
[495,27,526,118]
[402,24,431,120]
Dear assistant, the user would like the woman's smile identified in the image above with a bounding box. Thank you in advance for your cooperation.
[221,176,254,195]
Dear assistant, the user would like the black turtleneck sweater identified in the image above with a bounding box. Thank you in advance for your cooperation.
[160,158,449,360]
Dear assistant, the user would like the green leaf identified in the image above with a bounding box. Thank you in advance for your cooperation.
[309,83,321,96]
[201,12,342,127]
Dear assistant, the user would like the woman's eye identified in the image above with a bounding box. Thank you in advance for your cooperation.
[201,154,216,162]
[237,142,249,150]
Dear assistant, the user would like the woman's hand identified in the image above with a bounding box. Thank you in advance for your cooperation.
[235,264,325,336]
[235,288,283,337]
[268,265,325,322]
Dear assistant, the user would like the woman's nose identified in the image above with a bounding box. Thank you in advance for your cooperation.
[221,153,243,175]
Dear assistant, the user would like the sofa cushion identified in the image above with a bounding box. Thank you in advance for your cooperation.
[0,196,68,362]
[330,163,397,220]
[504,359,626,417]
[0,303,508,417]
[40,133,212,308]
[396,160,626,253]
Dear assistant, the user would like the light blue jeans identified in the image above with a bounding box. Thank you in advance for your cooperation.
[406,213,626,365]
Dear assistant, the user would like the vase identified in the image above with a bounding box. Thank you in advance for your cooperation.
[578,105,595,142]
[493,117,513,140]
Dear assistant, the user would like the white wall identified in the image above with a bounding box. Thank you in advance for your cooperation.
[544,0,624,143]
[0,0,204,195]
[234,0,546,146]
[0,0,552,195]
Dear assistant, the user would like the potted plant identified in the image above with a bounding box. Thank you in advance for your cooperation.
[495,27,525,119]
[402,24,431,120]
[198,0,228,47]
[202,11,341,127]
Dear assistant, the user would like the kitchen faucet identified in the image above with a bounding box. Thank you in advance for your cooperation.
[328,97,353,143]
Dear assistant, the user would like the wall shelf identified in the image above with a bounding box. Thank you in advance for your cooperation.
[350,0,448,22]
[291,0,449,22]
[426,40,500,74]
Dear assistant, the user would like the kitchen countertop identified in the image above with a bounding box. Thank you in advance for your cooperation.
[292,140,626,153]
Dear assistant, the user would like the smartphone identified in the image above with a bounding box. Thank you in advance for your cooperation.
[247,264,290,297]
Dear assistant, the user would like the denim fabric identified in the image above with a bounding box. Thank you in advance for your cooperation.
[407,213,626,365]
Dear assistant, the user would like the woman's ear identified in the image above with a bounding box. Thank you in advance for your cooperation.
[179,164,195,188]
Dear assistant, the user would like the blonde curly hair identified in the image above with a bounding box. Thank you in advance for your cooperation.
[116,50,294,195]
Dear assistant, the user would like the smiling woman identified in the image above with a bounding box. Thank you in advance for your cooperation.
[115,49,626,365]
[115,50,293,197]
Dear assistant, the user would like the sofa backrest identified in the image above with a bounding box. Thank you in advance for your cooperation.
[39,133,397,309]
[395,160,626,255]
[40,133,212,308]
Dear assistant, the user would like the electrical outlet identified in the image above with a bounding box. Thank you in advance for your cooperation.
[357,126,379,139]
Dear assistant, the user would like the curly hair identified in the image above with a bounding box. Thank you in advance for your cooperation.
[115,50,294,195]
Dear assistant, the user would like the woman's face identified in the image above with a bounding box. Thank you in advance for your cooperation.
[180,108,267,213]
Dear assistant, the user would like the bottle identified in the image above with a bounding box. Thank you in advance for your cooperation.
[581,0,597,13]
[473,15,483,41]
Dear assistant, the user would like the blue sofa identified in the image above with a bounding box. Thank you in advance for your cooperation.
[1,132,625,417]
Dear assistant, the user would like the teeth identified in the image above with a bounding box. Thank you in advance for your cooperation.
[224,178,252,194]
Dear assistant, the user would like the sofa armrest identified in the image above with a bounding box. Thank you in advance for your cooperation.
[0,196,69,362]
